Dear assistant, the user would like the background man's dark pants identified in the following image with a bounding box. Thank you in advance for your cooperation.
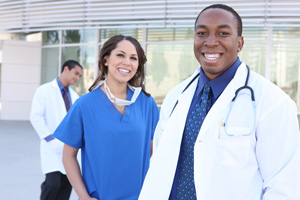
[40,171,72,200]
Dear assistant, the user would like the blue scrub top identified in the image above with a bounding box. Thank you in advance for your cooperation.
[54,87,159,200]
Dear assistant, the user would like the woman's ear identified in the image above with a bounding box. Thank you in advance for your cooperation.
[104,55,109,66]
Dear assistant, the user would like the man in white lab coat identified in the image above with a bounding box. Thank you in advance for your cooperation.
[139,4,300,200]
[30,60,82,200]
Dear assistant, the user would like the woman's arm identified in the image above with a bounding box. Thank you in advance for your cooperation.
[63,144,98,200]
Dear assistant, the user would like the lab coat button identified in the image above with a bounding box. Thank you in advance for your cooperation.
[198,140,202,142]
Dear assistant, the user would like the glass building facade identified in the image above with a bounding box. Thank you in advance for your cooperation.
[0,0,299,121]
[41,27,300,115]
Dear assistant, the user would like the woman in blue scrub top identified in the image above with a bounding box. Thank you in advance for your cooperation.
[54,35,160,200]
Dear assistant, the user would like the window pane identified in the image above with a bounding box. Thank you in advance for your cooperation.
[239,43,267,76]
[273,27,300,42]
[99,29,142,42]
[243,27,268,41]
[147,28,194,41]
[146,43,198,104]
[62,46,95,96]
[0,64,2,98]
[271,44,300,110]
[42,31,60,45]
[41,48,59,84]
[63,29,96,44]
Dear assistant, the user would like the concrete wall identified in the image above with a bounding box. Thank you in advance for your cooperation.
[0,40,41,120]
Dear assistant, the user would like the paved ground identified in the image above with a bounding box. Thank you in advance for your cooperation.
[0,120,78,200]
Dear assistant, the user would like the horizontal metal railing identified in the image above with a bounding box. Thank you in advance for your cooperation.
[0,0,299,33]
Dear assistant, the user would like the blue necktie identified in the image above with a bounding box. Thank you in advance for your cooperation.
[62,87,70,111]
[176,82,211,199]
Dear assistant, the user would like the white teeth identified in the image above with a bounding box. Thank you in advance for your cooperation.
[118,68,129,73]
[205,54,220,60]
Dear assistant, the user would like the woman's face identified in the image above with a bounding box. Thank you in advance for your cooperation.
[105,40,139,86]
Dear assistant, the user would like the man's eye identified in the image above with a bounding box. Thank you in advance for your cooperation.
[220,32,229,36]
[197,32,206,36]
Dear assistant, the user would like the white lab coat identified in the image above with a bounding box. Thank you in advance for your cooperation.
[30,79,79,175]
[139,62,300,200]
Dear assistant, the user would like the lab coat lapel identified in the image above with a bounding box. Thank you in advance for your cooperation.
[139,70,199,200]
[176,78,199,136]
[198,62,248,136]
[51,79,68,115]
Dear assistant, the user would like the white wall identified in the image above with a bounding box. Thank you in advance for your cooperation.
[0,40,41,120]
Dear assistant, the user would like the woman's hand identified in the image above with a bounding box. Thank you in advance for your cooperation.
[63,144,96,200]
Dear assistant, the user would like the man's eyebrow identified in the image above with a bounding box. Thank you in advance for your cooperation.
[195,24,206,29]
[195,24,232,30]
[218,24,232,29]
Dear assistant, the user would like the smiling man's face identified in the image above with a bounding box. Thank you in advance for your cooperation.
[194,8,244,80]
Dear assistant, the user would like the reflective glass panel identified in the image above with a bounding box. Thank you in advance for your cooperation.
[41,48,59,84]
[62,46,95,96]
[273,27,300,42]
[147,28,194,41]
[42,31,60,45]
[271,44,300,110]
[239,43,267,76]
[100,29,142,42]
[0,64,2,97]
[243,27,268,41]
[63,29,96,44]
[146,43,198,104]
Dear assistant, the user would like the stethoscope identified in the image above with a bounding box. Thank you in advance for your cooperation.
[170,65,256,136]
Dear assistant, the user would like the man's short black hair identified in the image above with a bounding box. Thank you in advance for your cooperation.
[195,4,243,36]
[61,60,82,73]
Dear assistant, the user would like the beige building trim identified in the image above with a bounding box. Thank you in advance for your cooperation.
[0,40,41,120]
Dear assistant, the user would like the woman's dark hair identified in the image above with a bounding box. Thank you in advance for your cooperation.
[89,34,150,96]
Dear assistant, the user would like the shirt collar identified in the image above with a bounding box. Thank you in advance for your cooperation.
[56,77,66,91]
[196,57,241,99]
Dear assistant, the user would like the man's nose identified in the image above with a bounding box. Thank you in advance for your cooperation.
[204,35,219,46]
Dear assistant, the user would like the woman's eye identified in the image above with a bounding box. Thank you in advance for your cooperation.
[117,54,124,57]
[131,57,137,61]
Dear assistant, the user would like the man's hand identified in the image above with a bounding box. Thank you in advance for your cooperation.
[47,139,64,154]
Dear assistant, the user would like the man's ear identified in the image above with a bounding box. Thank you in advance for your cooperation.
[237,36,244,52]
[62,66,69,73]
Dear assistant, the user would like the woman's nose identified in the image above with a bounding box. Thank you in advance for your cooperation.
[123,57,130,65]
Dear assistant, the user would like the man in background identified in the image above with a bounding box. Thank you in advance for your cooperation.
[30,60,82,200]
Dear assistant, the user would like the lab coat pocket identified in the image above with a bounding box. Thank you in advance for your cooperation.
[215,127,253,167]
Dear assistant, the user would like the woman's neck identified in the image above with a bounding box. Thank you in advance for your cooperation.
[105,79,127,99]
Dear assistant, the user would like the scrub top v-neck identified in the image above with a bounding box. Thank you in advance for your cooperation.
[54,87,159,200]
[98,86,133,123]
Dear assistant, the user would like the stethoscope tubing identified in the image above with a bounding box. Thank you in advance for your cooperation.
[169,73,200,117]
[169,66,256,137]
